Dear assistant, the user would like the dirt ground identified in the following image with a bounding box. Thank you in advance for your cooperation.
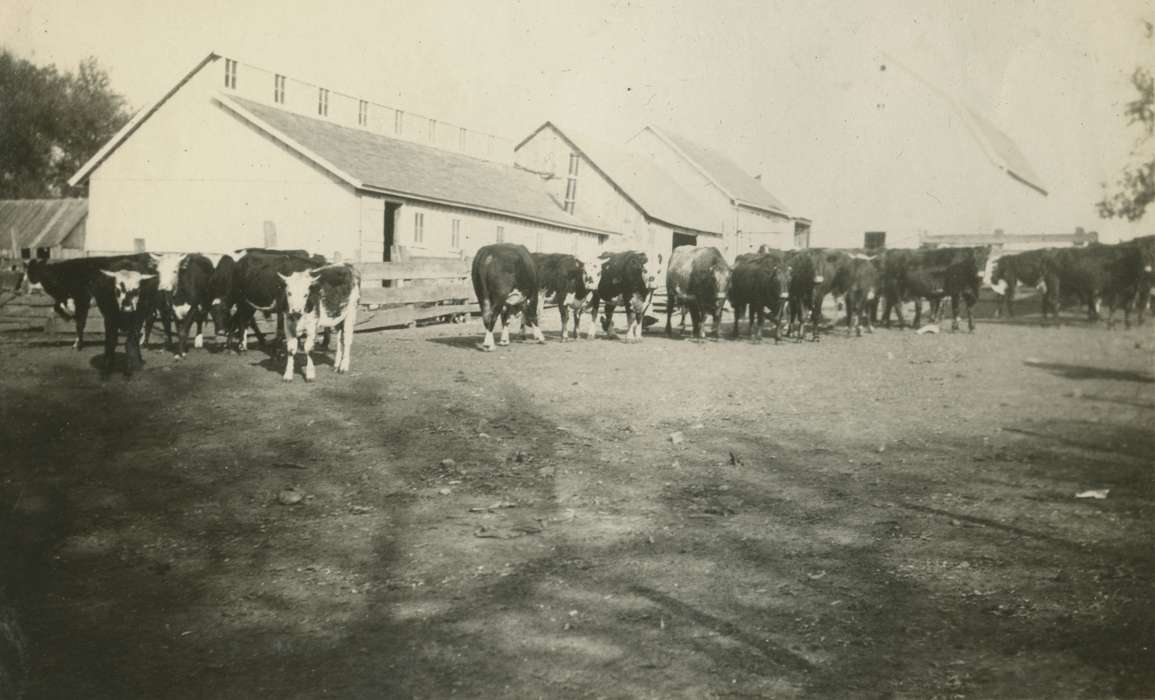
[1,311,1153,699]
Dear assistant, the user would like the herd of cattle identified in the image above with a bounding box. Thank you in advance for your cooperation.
[23,249,359,380]
[476,235,1155,350]
[11,234,1154,379]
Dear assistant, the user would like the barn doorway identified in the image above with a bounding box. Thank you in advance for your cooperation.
[383,203,400,261]
[672,231,696,251]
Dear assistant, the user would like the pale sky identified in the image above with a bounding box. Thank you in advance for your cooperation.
[2,0,1152,244]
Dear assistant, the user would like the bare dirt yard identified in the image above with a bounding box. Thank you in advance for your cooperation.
[1,313,1153,699]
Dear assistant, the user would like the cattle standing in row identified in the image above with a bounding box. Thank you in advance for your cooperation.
[279,264,361,381]
[587,250,662,342]
[843,255,880,336]
[471,243,543,351]
[1051,244,1145,328]
[728,251,790,341]
[785,249,852,341]
[92,258,158,378]
[222,249,327,353]
[878,247,988,332]
[151,253,215,358]
[664,246,731,339]
[988,248,1060,321]
[531,252,598,341]
[25,254,151,350]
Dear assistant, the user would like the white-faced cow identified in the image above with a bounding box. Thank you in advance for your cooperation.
[530,252,598,341]
[92,259,158,378]
[24,254,151,350]
[728,251,791,341]
[150,252,215,358]
[278,263,360,381]
[471,243,543,351]
[665,246,731,339]
[227,249,327,353]
[587,250,662,342]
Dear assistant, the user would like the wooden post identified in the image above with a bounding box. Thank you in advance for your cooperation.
[9,228,18,258]
[263,221,277,248]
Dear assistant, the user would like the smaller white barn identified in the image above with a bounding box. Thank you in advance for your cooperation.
[69,53,617,261]
[628,127,798,258]
[515,122,724,263]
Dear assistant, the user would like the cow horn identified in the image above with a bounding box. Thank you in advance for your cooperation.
[277,272,291,283]
[100,269,117,278]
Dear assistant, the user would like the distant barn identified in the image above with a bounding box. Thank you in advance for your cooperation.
[0,198,87,260]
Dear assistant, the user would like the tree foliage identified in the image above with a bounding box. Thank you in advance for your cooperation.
[0,51,131,199]
[1098,24,1155,222]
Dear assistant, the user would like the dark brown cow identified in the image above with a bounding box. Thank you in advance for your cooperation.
[471,243,543,351]
[879,247,989,332]
[1051,244,1145,328]
[843,255,880,336]
[728,251,791,341]
[988,248,1061,321]
[531,252,597,341]
[784,248,852,341]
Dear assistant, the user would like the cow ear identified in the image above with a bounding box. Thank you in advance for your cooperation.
[100,269,117,278]
[149,253,161,261]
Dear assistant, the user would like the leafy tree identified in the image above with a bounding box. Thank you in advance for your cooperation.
[1098,22,1154,222]
[0,50,130,198]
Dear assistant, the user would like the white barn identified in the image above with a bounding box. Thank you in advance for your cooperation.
[628,126,798,257]
[69,53,617,261]
[514,122,724,264]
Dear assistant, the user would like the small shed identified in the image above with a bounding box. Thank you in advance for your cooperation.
[0,199,88,260]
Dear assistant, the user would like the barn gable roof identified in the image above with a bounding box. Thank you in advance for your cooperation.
[218,96,616,236]
[641,126,792,216]
[0,199,88,249]
[68,53,219,188]
[516,122,723,235]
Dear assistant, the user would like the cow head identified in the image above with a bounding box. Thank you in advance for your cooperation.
[150,253,186,294]
[580,257,602,292]
[101,270,155,313]
[278,270,319,333]
[645,252,665,290]
[22,259,44,293]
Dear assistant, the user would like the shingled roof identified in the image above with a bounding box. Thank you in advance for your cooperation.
[219,96,617,236]
[0,199,87,249]
[647,127,791,215]
[519,123,723,235]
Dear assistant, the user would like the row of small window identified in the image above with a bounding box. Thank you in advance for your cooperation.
[226,59,458,136]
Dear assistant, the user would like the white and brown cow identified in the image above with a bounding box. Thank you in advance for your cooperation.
[150,252,215,358]
[665,245,732,339]
[278,263,360,382]
[587,250,662,342]
[93,259,158,378]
